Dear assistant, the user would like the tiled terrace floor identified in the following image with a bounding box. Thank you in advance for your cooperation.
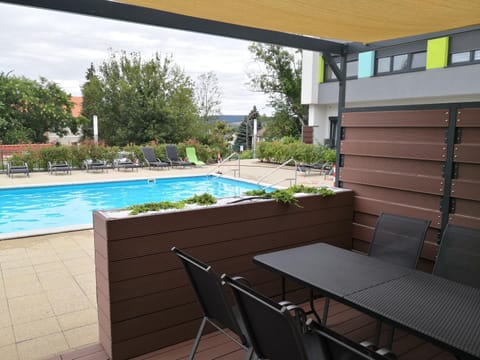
[0,231,98,360]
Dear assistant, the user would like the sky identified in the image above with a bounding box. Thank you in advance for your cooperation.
[0,2,273,115]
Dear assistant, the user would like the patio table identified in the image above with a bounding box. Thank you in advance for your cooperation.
[345,271,480,360]
[253,243,480,359]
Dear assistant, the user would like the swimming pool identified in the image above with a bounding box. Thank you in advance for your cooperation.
[0,175,265,238]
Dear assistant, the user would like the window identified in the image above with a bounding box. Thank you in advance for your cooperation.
[346,60,358,78]
[411,52,426,68]
[474,50,480,61]
[451,51,471,63]
[377,57,391,73]
[393,54,409,71]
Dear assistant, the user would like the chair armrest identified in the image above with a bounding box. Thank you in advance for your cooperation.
[231,276,252,287]
[376,347,398,360]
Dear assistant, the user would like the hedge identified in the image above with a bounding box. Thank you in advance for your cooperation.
[256,141,335,165]
[6,142,225,171]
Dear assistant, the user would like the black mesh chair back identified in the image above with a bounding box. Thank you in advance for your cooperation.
[223,275,394,360]
[223,274,324,360]
[433,224,480,289]
[369,213,431,268]
[172,247,252,359]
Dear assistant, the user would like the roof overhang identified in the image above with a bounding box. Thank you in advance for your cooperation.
[116,0,480,44]
[1,0,479,54]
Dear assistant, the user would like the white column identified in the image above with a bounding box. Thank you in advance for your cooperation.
[93,115,98,144]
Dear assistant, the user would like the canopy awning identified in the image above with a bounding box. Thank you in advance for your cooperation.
[2,0,479,54]
[117,0,480,44]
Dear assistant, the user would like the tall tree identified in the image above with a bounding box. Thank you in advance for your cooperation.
[81,51,199,146]
[234,105,261,151]
[0,72,75,144]
[248,43,307,139]
[195,71,222,122]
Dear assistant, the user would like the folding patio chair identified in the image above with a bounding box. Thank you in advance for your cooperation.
[222,274,397,360]
[433,224,480,289]
[171,247,254,360]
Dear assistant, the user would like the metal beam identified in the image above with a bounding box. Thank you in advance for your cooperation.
[0,0,347,54]
[322,52,346,82]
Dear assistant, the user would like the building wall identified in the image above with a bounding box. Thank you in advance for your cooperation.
[301,30,480,144]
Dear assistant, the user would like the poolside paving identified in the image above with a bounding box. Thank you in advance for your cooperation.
[0,160,333,360]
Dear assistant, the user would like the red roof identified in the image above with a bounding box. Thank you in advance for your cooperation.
[71,96,83,117]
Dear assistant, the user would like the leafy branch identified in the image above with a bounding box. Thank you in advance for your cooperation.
[243,185,335,207]
[127,193,217,215]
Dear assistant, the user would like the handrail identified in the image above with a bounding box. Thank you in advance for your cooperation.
[208,152,241,177]
[256,158,297,187]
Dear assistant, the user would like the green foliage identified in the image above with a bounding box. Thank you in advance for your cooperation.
[234,106,260,151]
[182,193,217,205]
[0,72,75,144]
[128,201,185,215]
[127,193,217,215]
[244,185,335,207]
[81,51,199,146]
[239,150,253,159]
[256,141,335,165]
[248,44,307,139]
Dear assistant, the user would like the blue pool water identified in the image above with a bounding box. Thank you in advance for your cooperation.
[0,176,264,237]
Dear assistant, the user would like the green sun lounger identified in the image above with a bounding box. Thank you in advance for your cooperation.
[186,147,205,166]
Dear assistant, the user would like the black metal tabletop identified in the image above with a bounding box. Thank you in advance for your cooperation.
[253,243,413,299]
[345,271,480,359]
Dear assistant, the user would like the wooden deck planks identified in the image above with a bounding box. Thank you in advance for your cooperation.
[49,297,455,360]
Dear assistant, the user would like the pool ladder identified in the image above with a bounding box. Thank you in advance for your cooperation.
[209,152,241,177]
[256,158,298,188]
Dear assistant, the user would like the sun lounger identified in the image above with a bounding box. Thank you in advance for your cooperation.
[166,145,195,168]
[84,159,109,172]
[48,161,72,175]
[185,147,206,166]
[7,161,29,177]
[141,147,170,170]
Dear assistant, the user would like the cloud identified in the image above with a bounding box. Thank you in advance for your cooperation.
[0,3,272,115]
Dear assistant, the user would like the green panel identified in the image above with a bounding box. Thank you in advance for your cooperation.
[426,37,449,69]
[318,55,325,83]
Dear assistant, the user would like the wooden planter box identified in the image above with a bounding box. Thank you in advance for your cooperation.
[93,190,353,359]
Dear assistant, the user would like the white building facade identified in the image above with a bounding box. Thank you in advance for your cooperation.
[301,29,480,146]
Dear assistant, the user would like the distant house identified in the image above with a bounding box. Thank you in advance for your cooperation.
[48,96,83,145]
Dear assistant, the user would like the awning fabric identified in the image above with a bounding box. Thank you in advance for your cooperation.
[117,0,480,44]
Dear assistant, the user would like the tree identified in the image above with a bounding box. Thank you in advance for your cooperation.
[0,72,75,144]
[81,51,199,146]
[234,106,261,151]
[195,72,222,122]
[248,43,307,139]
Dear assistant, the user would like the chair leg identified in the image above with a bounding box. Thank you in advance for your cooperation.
[189,317,208,360]
[373,320,382,346]
[386,325,395,350]
[322,297,330,326]
[244,347,255,360]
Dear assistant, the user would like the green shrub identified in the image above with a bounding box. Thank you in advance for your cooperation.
[256,141,336,165]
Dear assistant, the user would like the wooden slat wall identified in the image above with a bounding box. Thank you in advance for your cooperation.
[339,105,480,270]
[340,109,448,269]
[449,107,480,228]
[302,126,314,144]
[93,191,353,359]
